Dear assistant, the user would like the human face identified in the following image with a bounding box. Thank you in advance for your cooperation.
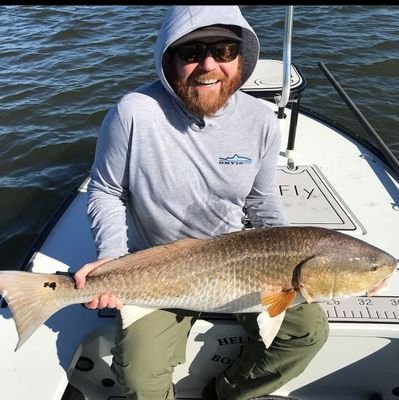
[167,41,242,118]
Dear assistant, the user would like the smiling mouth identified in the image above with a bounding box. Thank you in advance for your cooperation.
[195,79,219,87]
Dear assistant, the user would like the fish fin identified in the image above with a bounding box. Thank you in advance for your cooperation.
[298,285,316,303]
[257,310,286,348]
[0,271,73,351]
[120,305,157,329]
[261,289,296,317]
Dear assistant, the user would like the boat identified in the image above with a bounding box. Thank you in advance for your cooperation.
[1,6,398,400]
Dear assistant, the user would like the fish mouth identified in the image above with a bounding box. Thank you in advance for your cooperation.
[367,270,396,297]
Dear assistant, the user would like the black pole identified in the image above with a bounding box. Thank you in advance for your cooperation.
[318,62,399,178]
[286,94,300,152]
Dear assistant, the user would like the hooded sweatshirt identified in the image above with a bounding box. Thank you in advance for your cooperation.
[88,6,288,260]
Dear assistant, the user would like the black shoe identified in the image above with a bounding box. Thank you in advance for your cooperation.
[201,378,218,400]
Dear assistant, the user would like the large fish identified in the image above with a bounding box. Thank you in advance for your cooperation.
[0,226,397,351]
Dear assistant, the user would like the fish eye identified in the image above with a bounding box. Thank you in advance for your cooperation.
[370,264,379,272]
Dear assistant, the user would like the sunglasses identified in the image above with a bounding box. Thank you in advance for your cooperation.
[174,41,241,63]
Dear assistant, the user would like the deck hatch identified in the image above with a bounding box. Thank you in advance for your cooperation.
[277,164,364,233]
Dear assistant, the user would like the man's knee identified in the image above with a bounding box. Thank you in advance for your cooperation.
[273,302,329,375]
[279,303,329,345]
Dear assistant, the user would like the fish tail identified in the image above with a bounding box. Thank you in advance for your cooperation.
[0,271,74,351]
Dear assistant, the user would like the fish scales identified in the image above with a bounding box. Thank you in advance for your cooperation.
[86,239,242,311]
[82,227,323,312]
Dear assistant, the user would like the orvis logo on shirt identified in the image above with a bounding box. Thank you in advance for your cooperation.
[218,154,252,165]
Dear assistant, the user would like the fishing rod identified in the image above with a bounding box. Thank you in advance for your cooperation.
[318,62,399,179]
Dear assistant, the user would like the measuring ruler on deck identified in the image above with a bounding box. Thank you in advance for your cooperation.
[320,296,399,323]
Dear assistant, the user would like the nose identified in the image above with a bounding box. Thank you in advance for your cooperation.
[198,50,218,71]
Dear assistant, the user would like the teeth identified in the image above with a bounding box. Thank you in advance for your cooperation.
[198,79,218,85]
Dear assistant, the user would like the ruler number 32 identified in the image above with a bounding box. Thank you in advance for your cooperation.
[358,298,372,306]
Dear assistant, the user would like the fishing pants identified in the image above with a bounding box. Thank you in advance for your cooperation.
[110,304,329,400]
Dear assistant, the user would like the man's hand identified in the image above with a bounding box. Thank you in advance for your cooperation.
[74,258,124,310]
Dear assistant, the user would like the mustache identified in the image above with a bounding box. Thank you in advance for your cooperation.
[191,72,225,82]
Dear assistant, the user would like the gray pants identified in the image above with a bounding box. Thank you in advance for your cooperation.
[111,304,329,400]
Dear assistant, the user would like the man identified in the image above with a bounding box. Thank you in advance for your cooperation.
[74,6,329,400]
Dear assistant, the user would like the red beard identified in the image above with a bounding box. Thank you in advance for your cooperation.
[170,58,242,118]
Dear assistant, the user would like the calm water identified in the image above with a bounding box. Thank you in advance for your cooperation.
[1,5,398,269]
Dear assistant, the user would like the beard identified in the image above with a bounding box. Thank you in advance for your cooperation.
[169,57,242,118]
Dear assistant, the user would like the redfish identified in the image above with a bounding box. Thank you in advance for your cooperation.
[0,226,396,350]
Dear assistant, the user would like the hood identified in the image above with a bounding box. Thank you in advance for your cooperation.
[154,6,260,99]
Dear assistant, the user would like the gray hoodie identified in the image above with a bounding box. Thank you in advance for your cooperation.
[88,6,288,259]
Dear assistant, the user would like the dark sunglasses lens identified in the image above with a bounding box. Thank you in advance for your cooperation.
[212,42,241,62]
[177,43,207,63]
[176,42,240,63]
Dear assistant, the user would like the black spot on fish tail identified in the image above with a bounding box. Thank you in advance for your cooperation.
[43,281,57,290]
